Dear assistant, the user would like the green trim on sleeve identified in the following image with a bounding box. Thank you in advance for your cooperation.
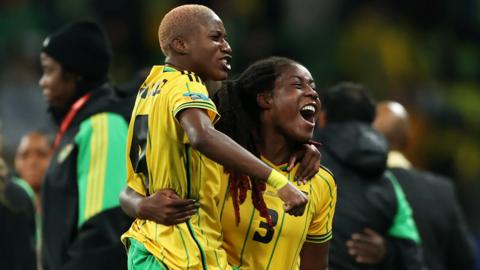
[172,101,220,125]
[12,176,35,201]
[75,112,128,227]
[173,101,218,116]
[306,231,333,243]
[385,170,421,244]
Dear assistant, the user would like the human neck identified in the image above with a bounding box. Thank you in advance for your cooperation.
[258,121,295,165]
[164,59,183,71]
[165,57,214,94]
[165,56,195,74]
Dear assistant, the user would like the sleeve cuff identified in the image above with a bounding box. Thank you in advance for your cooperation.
[305,231,332,243]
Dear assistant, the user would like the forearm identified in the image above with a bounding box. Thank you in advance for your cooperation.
[192,126,272,181]
[119,187,143,219]
[300,242,329,270]
[180,108,292,191]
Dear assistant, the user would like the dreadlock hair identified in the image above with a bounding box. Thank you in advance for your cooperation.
[214,56,298,226]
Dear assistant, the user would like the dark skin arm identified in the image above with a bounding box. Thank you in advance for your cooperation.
[288,143,321,184]
[120,187,199,226]
[119,138,322,225]
[300,241,330,270]
[178,108,307,215]
[119,143,321,225]
[119,108,321,224]
[346,228,386,265]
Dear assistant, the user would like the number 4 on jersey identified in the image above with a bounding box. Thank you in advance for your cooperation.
[129,115,151,195]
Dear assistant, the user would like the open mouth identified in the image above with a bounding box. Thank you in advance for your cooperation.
[300,104,316,124]
[220,55,232,71]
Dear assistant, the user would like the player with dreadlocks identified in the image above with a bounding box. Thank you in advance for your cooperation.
[215,57,336,269]
[120,5,308,270]
[122,56,335,270]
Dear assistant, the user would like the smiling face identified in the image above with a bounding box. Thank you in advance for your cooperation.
[39,52,77,108]
[184,12,232,81]
[265,63,320,143]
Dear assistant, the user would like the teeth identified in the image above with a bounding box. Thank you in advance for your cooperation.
[222,59,231,70]
[301,105,316,113]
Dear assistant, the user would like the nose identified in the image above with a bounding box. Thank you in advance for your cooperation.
[305,85,319,100]
[39,75,46,89]
[221,39,232,54]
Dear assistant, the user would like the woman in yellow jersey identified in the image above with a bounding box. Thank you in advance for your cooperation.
[214,57,336,270]
[121,5,309,270]
[122,57,336,270]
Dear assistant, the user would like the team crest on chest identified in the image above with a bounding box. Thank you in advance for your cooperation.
[57,143,74,163]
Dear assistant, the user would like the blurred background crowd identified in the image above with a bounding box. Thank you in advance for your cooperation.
[1,0,479,263]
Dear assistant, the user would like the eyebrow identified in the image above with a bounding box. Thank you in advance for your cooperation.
[209,29,226,36]
[290,76,314,84]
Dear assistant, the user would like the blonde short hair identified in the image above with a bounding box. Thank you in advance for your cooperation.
[158,4,216,55]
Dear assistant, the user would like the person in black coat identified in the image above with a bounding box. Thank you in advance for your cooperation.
[314,82,425,270]
[0,157,37,270]
[39,20,132,270]
[346,101,476,270]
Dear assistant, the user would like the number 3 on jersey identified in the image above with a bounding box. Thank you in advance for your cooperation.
[253,209,279,244]
[129,115,151,195]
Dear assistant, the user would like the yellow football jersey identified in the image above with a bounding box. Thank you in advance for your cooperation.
[219,158,337,270]
[121,66,230,270]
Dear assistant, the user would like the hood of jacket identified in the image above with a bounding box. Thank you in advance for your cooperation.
[48,83,133,125]
[317,121,388,178]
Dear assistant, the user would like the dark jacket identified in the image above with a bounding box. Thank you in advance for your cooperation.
[42,85,132,270]
[390,167,476,270]
[315,122,424,270]
[0,178,37,270]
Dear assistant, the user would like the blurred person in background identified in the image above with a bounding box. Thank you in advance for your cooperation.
[39,20,131,270]
[13,130,53,267]
[346,101,476,270]
[0,146,37,269]
[14,131,53,212]
[314,82,425,270]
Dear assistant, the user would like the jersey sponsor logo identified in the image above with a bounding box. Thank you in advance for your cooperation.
[182,92,210,101]
[57,143,74,163]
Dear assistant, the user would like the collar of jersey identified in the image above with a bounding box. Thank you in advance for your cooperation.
[162,65,177,73]
[260,156,290,172]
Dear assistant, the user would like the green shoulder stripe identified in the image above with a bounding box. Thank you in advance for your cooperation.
[385,171,421,244]
[12,176,35,202]
[75,112,128,227]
